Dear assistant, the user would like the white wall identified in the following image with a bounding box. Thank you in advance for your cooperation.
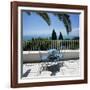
[0,0,89,90]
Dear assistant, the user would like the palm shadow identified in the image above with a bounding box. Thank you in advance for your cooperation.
[43,62,63,76]
[22,69,31,77]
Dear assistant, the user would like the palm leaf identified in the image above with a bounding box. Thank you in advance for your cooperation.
[55,13,72,34]
[25,10,31,15]
[25,11,72,34]
[25,11,51,26]
[37,12,51,26]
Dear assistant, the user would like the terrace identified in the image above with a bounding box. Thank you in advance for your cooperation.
[23,40,79,63]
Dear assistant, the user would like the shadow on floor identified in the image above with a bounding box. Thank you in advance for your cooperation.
[22,69,31,77]
[44,62,63,76]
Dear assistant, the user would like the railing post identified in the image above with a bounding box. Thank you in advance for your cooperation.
[23,39,79,51]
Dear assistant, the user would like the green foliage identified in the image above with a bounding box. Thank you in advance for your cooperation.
[39,40,51,50]
[51,29,57,40]
[37,12,51,25]
[23,39,79,51]
[54,13,72,34]
[58,32,63,40]
[23,39,51,51]
[25,11,72,34]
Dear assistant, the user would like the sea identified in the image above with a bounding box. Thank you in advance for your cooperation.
[23,35,79,41]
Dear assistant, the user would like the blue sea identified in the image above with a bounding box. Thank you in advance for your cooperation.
[23,36,32,41]
[23,35,79,41]
[23,34,51,41]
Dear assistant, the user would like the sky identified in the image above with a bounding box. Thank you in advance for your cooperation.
[22,10,80,39]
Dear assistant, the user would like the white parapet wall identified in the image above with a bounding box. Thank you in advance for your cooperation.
[23,50,80,63]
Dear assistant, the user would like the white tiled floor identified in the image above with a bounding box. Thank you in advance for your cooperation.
[23,60,80,79]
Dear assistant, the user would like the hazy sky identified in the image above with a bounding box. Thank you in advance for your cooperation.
[22,10,80,39]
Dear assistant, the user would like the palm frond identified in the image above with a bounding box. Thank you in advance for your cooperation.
[25,11,51,26]
[25,10,31,15]
[55,13,72,34]
[36,12,51,26]
[25,11,72,34]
